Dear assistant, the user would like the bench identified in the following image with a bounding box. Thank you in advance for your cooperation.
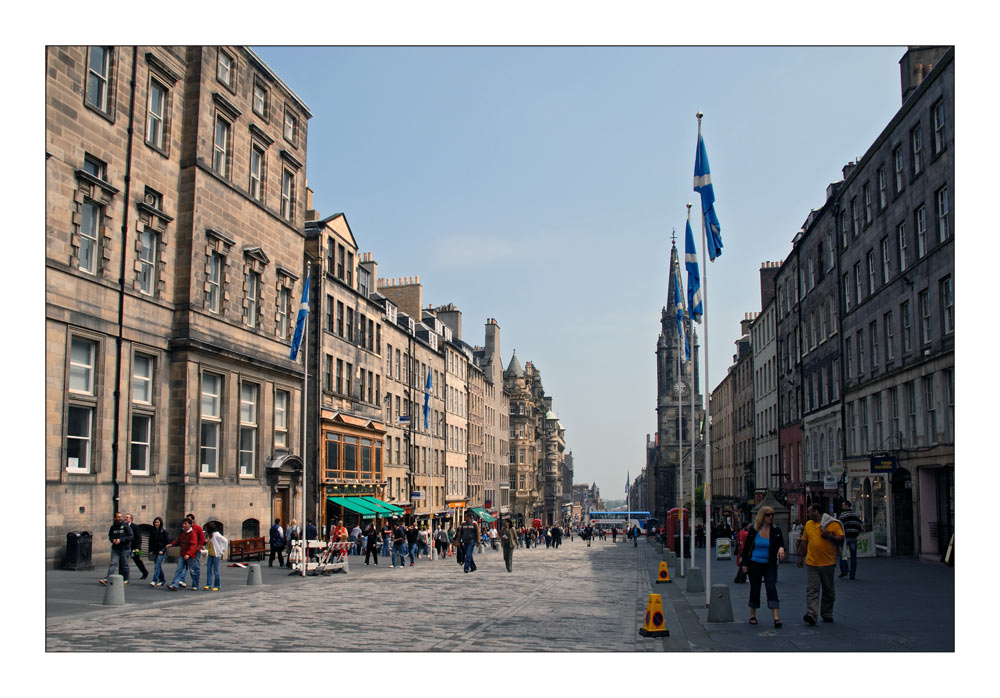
[229,537,268,562]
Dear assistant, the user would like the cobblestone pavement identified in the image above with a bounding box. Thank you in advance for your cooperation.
[46,538,664,652]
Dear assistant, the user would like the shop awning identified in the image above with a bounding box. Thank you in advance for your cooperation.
[327,496,380,518]
[358,496,403,515]
[471,507,496,522]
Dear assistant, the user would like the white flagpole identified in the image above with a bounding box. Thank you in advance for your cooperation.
[697,112,713,606]
[301,264,310,578]
[687,203,697,575]
[677,338,685,576]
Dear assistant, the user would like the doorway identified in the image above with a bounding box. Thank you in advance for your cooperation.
[891,469,914,556]
[274,489,289,529]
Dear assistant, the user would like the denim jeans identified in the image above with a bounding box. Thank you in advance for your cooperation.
[392,544,406,567]
[407,544,416,564]
[463,540,477,572]
[206,555,221,588]
[188,555,201,588]
[839,538,858,578]
[381,538,390,557]
[152,551,166,584]
[171,557,190,587]
[105,547,130,582]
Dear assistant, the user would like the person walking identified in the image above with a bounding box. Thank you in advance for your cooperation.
[435,526,449,559]
[500,520,515,573]
[798,504,845,625]
[350,523,363,555]
[122,513,149,580]
[268,518,285,568]
[98,511,133,586]
[285,519,301,568]
[838,500,864,580]
[738,506,786,628]
[166,519,200,591]
[203,524,228,591]
[611,527,617,543]
[632,525,639,547]
[380,521,392,558]
[148,516,170,587]
[447,524,456,555]
[406,522,420,566]
[363,522,379,566]
[182,514,205,588]
[489,525,498,551]
[584,524,593,547]
[305,520,318,562]
[392,519,407,569]
[459,510,481,573]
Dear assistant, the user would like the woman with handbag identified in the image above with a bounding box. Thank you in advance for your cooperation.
[738,506,786,628]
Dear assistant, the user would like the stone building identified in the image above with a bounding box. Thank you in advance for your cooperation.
[751,263,781,500]
[836,47,953,559]
[504,352,552,524]
[473,318,510,519]
[775,239,805,521]
[46,46,311,566]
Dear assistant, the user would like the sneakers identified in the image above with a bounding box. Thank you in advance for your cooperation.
[211,587,219,591]
[149,582,156,587]
[203,586,211,590]
[156,581,164,587]
[167,585,177,591]
[178,581,186,588]
[123,581,129,585]
[410,562,414,566]
[98,579,108,586]
[803,614,817,626]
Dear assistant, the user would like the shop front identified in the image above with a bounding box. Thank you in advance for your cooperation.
[845,455,892,557]
[320,412,388,533]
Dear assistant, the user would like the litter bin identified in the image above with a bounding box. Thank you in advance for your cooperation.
[63,531,95,570]
[672,534,692,558]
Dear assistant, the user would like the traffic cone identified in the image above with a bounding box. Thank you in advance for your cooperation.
[655,561,672,583]
[638,593,670,637]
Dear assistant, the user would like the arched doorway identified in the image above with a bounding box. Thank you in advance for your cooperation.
[891,468,914,556]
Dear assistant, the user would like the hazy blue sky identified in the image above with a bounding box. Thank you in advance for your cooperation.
[253,46,906,498]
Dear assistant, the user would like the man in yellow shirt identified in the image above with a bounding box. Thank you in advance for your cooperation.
[797,503,844,625]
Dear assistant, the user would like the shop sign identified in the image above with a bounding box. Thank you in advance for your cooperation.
[325,484,378,496]
[823,475,838,490]
[411,491,425,500]
[869,454,897,473]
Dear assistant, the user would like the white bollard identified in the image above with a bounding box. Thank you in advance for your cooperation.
[102,573,126,606]
[246,563,263,585]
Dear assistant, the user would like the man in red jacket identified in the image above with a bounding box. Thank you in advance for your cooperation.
[166,519,200,591]
[176,513,205,588]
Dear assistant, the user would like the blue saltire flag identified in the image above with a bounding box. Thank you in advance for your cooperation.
[626,471,630,496]
[694,128,724,261]
[685,219,703,323]
[423,368,432,429]
[289,273,310,361]
[672,256,690,361]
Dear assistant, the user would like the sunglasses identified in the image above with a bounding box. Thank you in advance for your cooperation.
[764,513,774,517]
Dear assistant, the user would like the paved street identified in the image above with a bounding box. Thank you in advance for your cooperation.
[45,536,953,652]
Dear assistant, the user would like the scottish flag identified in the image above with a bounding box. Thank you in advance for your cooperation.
[423,369,432,429]
[685,219,703,323]
[672,257,690,361]
[289,273,309,361]
[626,471,630,496]
[694,128,724,261]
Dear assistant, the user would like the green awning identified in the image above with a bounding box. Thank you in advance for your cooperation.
[357,496,402,515]
[471,507,496,522]
[327,496,379,518]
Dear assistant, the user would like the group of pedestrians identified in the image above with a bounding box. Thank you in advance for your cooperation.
[266,517,319,568]
[99,512,229,592]
[733,500,864,628]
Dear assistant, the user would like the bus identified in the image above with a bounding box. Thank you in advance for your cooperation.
[587,511,652,534]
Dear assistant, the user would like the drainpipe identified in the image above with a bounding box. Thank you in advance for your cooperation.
[110,46,139,515]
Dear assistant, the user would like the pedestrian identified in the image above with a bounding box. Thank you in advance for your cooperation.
[489,525,498,551]
[738,506,786,628]
[381,521,392,557]
[285,519,301,568]
[735,522,751,566]
[611,527,617,543]
[166,519,200,591]
[99,511,133,586]
[500,520,515,573]
[435,526,449,558]
[406,522,419,565]
[632,525,639,547]
[122,513,149,580]
[350,522,362,555]
[203,523,228,591]
[838,500,864,580]
[798,504,845,625]
[363,521,379,566]
[447,524,456,555]
[418,525,430,557]
[148,516,170,587]
[544,527,552,548]
[584,524,593,547]
[392,519,407,569]
[269,518,285,567]
[305,519,319,562]
[459,510,481,573]
[329,519,349,561]
[183,513,205,588]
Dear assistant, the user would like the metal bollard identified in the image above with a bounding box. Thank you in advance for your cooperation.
[102,573,126,606]
[246,563,263,586]
[707,584,734,622]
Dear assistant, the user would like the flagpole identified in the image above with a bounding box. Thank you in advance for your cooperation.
[677,333,684,576]
[687,204,697,568]
[301,263,310,578]
[697,112,713,606]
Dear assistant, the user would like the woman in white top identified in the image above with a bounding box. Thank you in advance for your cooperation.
[203,525,229,591]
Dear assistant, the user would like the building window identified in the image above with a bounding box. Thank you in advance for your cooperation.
[146,77,167,150]
[337,245,345,279]
[334,357,341,394]
[901,300,912,353]
[245,270,259,328]
[845,335,853,379]
[854,262,863,305]
[881,238,890,285]
[346,307,354,342]
[842,273,851,313]
[919,289,932,345]
[945,368,954,442]
[851,197,860,238]
[862,183,872,225]
[923,375,937,445]
[78,200,102,275]
[217,49,234,89]
[940,276,954,335]
[870,321,879,370]
[873,394,883,448]
[207,252,223,313]
[860,397,869,452]
[277,287,290,339]
[877,166,887,209]
[325,295,334,333]
[857,329,865,376]
[132,354,153,404]
[69,337,97,395]
[213,114,231,178]
[846,402,856,455]
[884,311,894,363]
[326,238,335,276]
[915,206,927,257]
[898,222,909,272]
[283,108,298,145]
[336,301,344,336]
[253,80,268,118]
[86,46,112,114]
[66,405,93,473]
[200,372,222,475]
[890,386,900,443]
[893,146,904,193]
[932,99,946,155]
[905,381,917,446]
[239,381,258,476]
[839,211,849,249]
[249,145,265,202]
[138,228,158,296]
[281,169,295,221]
[936,186,950,243]
[130,413,152,474]
[867,250,876,294]
[911,126,923,176]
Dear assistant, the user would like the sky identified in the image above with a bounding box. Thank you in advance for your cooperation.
[252,45,907,497]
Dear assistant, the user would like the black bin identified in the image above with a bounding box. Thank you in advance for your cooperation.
[63,531,95,570]
[672,534,692,559]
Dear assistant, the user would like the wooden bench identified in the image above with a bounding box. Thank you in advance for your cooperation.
[229,537,267,562]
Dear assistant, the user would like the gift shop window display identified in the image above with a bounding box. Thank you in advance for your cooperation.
[848,475,887,553]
